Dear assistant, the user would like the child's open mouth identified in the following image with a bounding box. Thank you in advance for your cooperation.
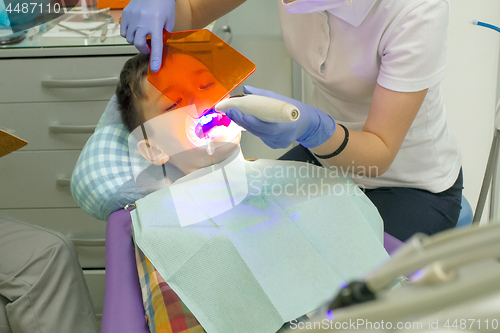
[195,109,232,139]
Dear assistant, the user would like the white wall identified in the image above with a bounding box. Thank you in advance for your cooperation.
[442,0,500,222]
[221,0,294,160]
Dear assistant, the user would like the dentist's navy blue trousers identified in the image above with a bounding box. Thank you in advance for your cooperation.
[278,145,463,242]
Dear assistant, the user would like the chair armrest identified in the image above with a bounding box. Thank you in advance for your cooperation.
[101,210,149,333]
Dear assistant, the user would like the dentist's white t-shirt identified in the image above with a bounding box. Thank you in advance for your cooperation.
[278,0,462,193]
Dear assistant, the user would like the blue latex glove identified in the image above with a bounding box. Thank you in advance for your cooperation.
[120,0,175,72]
[226,86,337,149]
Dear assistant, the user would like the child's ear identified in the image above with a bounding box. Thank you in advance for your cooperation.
[137,140,170,165]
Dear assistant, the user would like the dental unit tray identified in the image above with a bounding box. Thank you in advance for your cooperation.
[0,29,25,45]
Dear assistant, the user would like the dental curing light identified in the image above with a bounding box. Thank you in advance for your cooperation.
[195,109,232,140]
[186,109,240,159]
[215,95,300,123]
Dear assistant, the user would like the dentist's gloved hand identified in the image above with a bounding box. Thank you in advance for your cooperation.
[120,0,175,72]
[226,86,337,149]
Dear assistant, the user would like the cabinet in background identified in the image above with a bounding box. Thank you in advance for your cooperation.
[0,28,138,329]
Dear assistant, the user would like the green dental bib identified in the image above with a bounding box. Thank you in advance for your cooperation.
[131,159,389,333]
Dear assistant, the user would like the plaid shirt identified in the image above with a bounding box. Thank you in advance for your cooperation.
[135,243,205,333]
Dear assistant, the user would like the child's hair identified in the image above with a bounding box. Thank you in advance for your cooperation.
[116,53,150,133]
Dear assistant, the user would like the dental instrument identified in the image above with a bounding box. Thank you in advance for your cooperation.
[57,22,90,36]
[68,7,111,15]
[224,86,336,150]
[215,95,300,123]
[194,110,232,140]
[100,19,110,42]
[88,18,112,31]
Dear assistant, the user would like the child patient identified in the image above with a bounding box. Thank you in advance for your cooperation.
[116,53,389,333]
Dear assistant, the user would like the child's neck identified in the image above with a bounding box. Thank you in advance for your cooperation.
[172,144,243,175]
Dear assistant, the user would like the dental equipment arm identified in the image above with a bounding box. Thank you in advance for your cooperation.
[323,223,500,312]
[365,222,500,291]
[302,259,500,332]
[293,223,500,332]
[215,94,300,123]
[223,86,337,149]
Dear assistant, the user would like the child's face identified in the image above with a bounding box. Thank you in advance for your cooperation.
[143,53,229,120]
[136,62,241,171]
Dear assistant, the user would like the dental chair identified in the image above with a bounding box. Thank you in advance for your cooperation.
[83,97,470,332]
[101,207,405,333]
[457,195,473,228]
[71,97,394,332]
[101,210,149,333]
[100,193,476,333]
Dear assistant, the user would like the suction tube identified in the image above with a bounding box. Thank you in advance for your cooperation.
[471,20,500,33]
[214,95,300,123]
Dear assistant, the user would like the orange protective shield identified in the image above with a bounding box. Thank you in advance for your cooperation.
[147,29,256,119]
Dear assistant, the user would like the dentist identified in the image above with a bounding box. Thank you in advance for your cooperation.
[120,0,462,242]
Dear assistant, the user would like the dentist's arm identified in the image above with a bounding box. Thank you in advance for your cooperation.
[120,0,245,72]
[176,0,246,30]
[310,84,427,176]
[226,84,427,177]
